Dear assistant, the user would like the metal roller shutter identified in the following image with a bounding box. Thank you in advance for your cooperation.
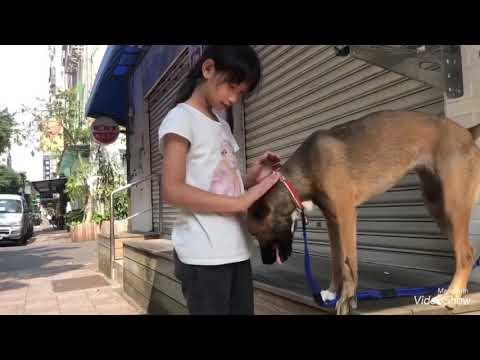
[148,47,190,235]
[244,45,451,272]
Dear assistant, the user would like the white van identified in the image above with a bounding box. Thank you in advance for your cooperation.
[0,194,34,246]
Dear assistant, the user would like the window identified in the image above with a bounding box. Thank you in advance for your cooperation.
[0,200,22,213]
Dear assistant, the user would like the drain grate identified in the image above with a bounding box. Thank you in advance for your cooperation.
[51,275,110,293]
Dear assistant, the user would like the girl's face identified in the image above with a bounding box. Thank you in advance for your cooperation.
[201,59,251,112]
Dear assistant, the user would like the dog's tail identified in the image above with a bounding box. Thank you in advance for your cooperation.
[468,124,480,141]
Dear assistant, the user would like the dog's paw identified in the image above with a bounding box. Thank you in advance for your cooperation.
[431,289,466,309]
[430,294,444,307]
[431,293,456,309]
[320,289,337,302]
[335,284,358,315]
[335,295,358,315]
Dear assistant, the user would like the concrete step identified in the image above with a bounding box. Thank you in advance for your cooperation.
[98,232,162,259]
[249,246,480,315]
[113,259,124,285]
[121,239,480,315]
[121,239,327,315]
[98,231,161,240]
[97,233,163,279]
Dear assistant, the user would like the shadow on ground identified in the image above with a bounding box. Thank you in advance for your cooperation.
[0,231,97,287]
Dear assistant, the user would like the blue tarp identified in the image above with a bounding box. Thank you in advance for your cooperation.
[85,45,145,126]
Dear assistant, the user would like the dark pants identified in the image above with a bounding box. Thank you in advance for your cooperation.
[173,251,254,315]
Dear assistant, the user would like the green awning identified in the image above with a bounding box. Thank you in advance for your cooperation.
[57,145,90,178]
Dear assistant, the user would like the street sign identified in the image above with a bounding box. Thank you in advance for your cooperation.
[91,117,119,145]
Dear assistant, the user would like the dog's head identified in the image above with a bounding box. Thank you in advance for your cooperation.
[246,188,296,265]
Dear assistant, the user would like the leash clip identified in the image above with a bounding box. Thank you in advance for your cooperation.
[300,209,310,228]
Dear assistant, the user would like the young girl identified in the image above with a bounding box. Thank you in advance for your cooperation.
[158,45,281,315]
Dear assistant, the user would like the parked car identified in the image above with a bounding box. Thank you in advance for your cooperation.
[0,194,34,246]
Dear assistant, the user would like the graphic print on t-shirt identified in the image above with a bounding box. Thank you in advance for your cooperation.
[209,137,243,197]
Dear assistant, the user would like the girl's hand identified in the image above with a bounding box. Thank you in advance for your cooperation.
[246,151,281,188]
[218,171,280,216]
[242,170,281,209]
[163,134,280,216]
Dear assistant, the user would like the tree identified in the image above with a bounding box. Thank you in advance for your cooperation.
[92,148,128,223]
[21,85,94,222]
[64,153,94,222]
[0,165,22,194]
[20,85,91,159]
[0,108,16,155]
[20,85,128,226]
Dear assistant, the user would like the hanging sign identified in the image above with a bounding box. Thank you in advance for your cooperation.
[91,117,119,145]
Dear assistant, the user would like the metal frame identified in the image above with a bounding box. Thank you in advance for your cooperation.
[334,45,463,98]
[109,173,160,278]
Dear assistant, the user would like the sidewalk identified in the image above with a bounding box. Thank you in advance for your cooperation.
[0,226,144,315]
[0,268,143,315]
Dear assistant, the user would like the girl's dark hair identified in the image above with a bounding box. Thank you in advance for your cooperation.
[175,45,262,105]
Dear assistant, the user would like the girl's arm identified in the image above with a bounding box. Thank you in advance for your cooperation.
[161,134,279,214]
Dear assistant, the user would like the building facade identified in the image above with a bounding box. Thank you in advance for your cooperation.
[42,154,57,180]
[86,45,480,285]
[46,45,110,177]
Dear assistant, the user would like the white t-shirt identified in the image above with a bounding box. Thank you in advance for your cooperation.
[158,103,253,265]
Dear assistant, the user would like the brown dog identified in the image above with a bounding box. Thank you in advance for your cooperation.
[246,110,480,315]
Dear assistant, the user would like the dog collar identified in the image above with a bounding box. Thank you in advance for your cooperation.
[279,174,304,211]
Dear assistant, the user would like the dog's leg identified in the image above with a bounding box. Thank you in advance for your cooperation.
[418,171,449,235]
[333,203,358,315]
[432,205,474,308]
[322,219,342,302]
[418,170,459,308]
[429,173,476,308]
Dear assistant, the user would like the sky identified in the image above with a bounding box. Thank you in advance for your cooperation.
[0,45,49,182]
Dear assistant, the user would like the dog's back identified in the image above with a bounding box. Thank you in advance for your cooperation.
[305,110,479,205]
[329,110,479,147]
